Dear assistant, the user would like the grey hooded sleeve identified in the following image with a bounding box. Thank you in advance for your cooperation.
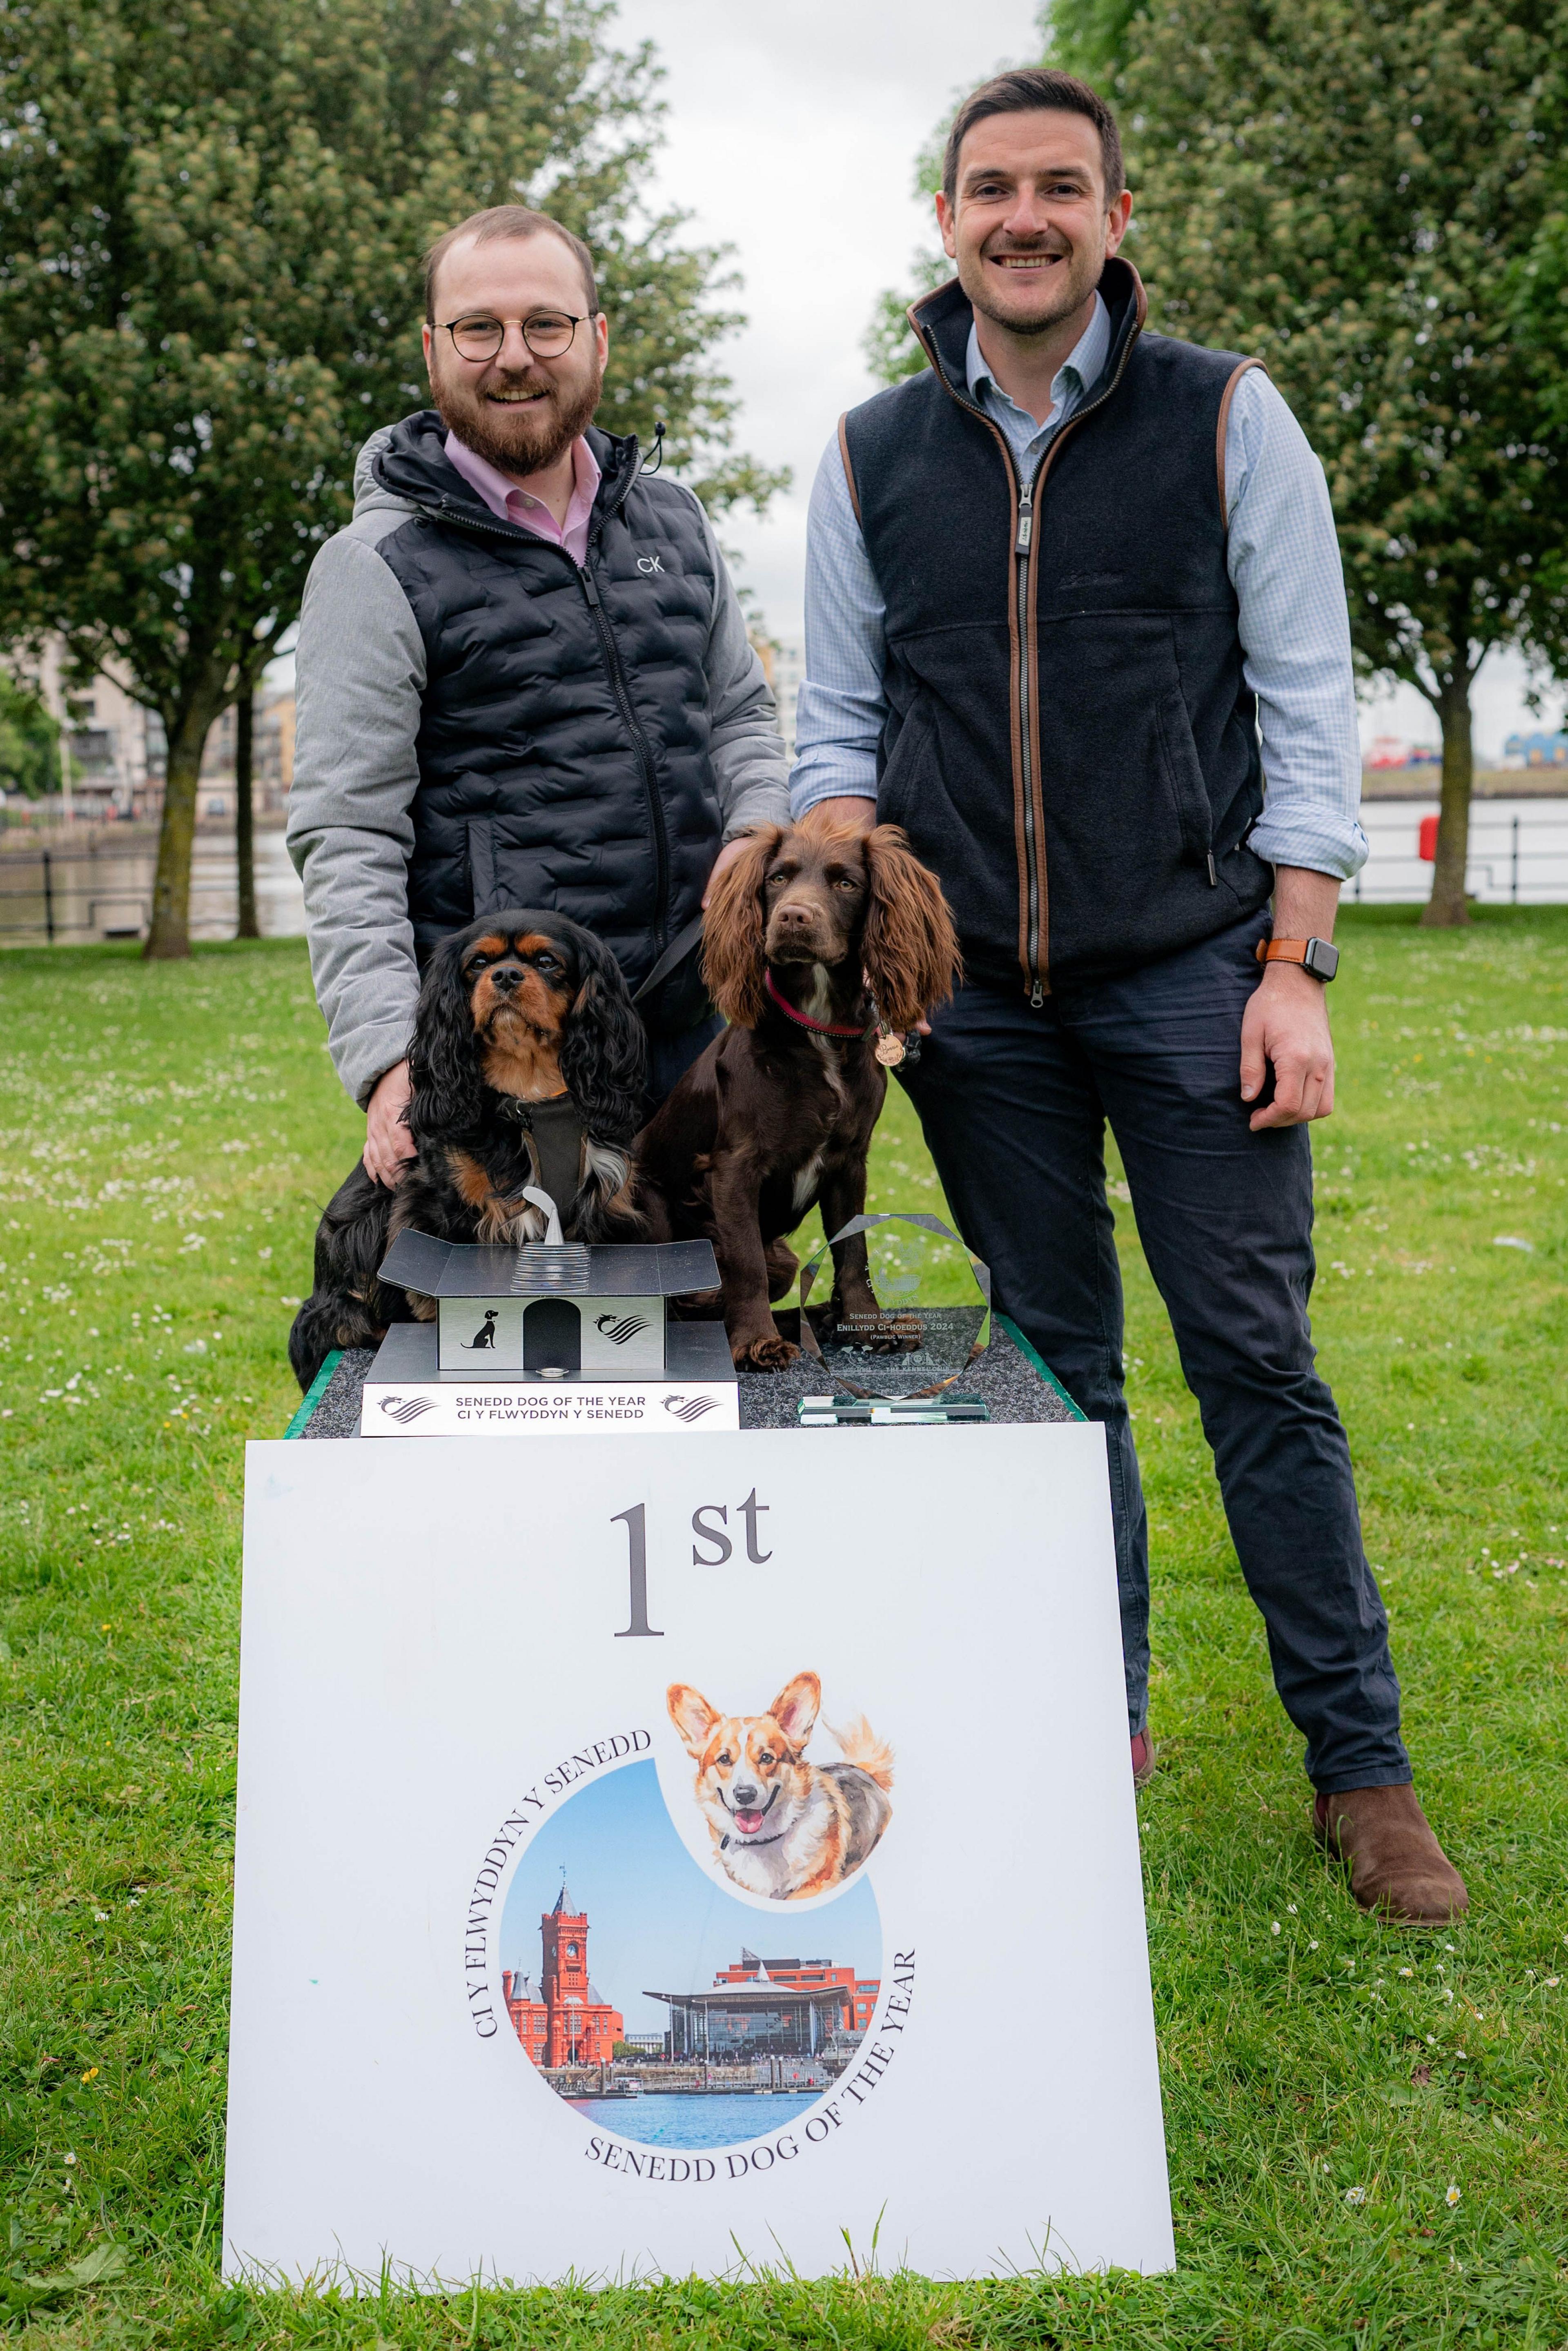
[287,455,790,1111]
[286,510,428,1110]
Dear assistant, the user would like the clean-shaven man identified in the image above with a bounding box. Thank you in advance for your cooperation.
[793,68,1466,1923]
[288,205,787,1180]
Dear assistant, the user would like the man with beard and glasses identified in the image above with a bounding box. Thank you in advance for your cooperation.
[791,69,1468,1924]
[287,205,787,1178]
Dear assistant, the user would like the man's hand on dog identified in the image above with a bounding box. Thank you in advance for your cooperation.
[364,1059,417,1186]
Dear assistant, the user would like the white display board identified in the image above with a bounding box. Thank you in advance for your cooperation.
[225,1427,1173,2286]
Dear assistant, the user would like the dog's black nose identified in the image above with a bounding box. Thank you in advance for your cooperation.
[731,1783,759,1807]
[489,964,522,993]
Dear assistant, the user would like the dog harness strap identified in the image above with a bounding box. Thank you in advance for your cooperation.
[630,908,707,1006]
[762,968,875,1039]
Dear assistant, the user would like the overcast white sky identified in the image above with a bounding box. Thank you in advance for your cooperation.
[608,0,1554,758]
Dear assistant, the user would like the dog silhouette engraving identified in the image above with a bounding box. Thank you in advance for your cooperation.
[463,1309,499,1351]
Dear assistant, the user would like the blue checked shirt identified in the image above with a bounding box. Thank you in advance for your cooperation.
[790,293,1368,881]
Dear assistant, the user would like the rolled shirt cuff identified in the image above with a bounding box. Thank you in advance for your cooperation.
[1248,808,1369,883]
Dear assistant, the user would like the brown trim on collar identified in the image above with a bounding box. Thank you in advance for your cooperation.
[1217,358,1267,533]
[836,413,862,526]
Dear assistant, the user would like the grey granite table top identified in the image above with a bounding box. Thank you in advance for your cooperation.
[294,1308,1079,1438]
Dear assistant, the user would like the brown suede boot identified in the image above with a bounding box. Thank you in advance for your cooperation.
[1314,1786,1469,1925]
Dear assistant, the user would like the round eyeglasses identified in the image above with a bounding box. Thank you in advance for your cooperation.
[437,310,590,364]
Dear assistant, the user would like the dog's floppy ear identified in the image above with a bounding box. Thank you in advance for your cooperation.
[668,1683,719,1758]
[559,925,648,1144]
[768,1671,821,1753]
[860,823,961,1035]
[408,930,485,1142]
[701,825,782,1028]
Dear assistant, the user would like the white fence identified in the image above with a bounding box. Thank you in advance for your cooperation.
[1353,796,1568,905]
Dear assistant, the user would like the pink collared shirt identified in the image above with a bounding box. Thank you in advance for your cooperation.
[443,429,601,566]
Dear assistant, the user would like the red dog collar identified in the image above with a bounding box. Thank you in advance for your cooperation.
[763,967,875,1039]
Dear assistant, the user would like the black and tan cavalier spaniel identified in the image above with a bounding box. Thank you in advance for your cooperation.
[288,911,648,1390]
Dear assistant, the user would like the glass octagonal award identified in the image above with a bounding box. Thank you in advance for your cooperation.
[795,1211,990,1404]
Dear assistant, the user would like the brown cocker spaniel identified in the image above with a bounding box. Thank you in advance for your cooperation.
[637,808,960,1369]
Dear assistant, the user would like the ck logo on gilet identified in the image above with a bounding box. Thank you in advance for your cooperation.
[636,554,665,575]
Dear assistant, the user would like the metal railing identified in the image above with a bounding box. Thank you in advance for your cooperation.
[0,834,303,944]
[1351,805,1568,906]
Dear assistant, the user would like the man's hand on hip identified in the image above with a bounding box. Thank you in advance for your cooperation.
[364,1059,417,1186]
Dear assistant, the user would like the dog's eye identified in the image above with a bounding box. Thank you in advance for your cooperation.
[764,871,788,890]
[757,1750,775,1765]
[716,1750,732,1768]
[535,952,560,974]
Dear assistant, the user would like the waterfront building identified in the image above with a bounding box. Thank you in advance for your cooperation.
[712,1948,880,2037]
[501,1883,623,2068]
[647,1947,879,2061]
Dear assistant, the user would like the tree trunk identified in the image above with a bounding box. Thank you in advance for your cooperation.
[145,699,220,960]
[235,689,260,940]
[1421,677,1474,928]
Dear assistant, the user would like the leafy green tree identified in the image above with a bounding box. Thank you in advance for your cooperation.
[1117,0,1568,925]
[875,0,1568,926]
[0,0,784,958]
[863,128,949,386]
[1044,0,1144,82]
[0,672,68,801]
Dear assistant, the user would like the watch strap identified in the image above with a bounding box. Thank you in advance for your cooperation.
[1255,936,1339,980]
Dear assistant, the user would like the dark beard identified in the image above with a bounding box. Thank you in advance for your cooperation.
[435,360,602,479]
[966,245,1098,338]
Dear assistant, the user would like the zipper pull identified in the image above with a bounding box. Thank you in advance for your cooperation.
[1029,979,1045,1009]
[1206,853,1217,886]
[1016,490,1034,556]
[579,564,600,607]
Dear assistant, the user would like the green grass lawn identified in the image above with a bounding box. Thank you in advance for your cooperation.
[2,910,1566,2349]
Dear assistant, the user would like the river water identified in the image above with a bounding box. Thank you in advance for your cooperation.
[565,2090,821,2151]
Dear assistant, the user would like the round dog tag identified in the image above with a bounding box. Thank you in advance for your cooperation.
[874,1031,906,1068]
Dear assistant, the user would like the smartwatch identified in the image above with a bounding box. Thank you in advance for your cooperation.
[1255,936,1339,982]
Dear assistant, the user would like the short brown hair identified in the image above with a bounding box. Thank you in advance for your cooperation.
[942,68,1125,207]
[423,205,599,323]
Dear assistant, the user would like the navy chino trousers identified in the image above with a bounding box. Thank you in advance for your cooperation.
[898,906,1410,1794]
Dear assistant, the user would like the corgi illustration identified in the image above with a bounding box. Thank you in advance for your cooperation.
[666,1671,893,1901]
